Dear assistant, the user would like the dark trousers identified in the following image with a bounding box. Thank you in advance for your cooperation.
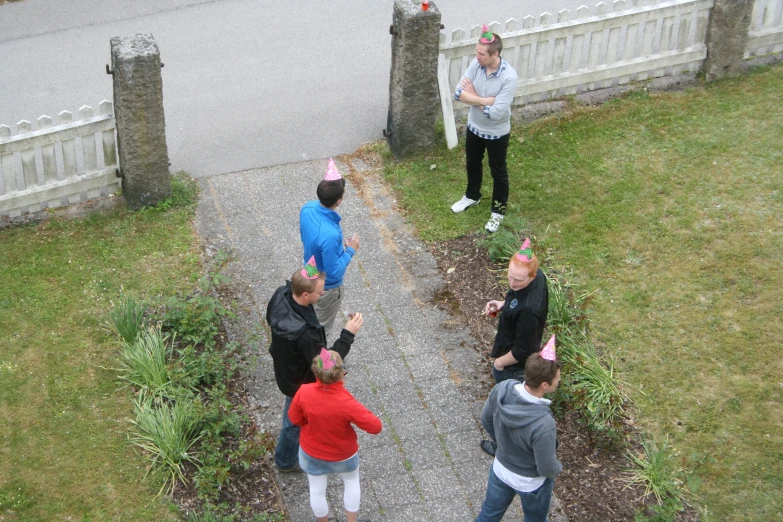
[465,129,510,215]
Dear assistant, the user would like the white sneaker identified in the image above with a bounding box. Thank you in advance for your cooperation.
[485,213,504,233]
[451,196,480,213]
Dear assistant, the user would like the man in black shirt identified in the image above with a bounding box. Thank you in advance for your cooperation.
[481,238,548,455]
[267,258,363,472]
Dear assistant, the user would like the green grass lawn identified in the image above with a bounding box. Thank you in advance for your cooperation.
[383,65,783,521]
[0,181,200,521]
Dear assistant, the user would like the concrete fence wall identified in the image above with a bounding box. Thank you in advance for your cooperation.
[387,0,783,154]
[0,102,121,219]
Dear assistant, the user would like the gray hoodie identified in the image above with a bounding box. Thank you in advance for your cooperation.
[481,380,562,479]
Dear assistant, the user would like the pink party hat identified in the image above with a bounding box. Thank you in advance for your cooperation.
[319,347,335,369]
[479,24,495,44]
[515,238,533,262]
[301,255,319,279]
[541,335,557,361]
[324,158,342,181]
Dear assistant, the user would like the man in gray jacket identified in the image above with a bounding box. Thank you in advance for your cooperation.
[475,341,562,522]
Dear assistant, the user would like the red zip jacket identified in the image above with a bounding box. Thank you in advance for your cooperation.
[289,379,382,461]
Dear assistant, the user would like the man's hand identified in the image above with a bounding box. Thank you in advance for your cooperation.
[459,78,476,95]
[484,300,505,316]
[345,233,360,252]
[345,312,364,334]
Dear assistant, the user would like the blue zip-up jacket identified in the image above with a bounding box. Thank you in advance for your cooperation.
[299,200,356,290]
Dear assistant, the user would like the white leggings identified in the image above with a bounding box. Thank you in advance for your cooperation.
[306,468,361,518]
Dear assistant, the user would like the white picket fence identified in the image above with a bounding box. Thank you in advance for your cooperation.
[438,0,713,149]
[746,0,783,57]
[0,101,120,218]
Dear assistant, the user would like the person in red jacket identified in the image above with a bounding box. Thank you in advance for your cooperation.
[289,349,382,522]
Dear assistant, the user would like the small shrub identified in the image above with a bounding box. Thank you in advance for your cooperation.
[478,212,530,264]
[109,295,148,343]
[129,391,202,496]
[118,326,176,396]
[162,293,233,350]
[627,436,685,507]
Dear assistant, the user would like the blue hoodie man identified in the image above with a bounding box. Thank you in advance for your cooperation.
[475,353,563,522]
[299,159,360,332]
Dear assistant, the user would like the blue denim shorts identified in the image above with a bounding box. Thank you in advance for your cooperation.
[298,447,359,476]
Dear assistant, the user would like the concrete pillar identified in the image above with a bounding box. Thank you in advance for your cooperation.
[386,0,441,159]
[110,33,171,210]
[704,0,754,81]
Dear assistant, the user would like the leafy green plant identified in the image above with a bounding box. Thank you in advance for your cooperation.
[187,507,234,522]
[627,436,686,507]
[162,292,233,350]
[129,391,202,496]
[545,272,594,335]
[478,212,530,264]
[117,326,176,396]
[109,295,148,343]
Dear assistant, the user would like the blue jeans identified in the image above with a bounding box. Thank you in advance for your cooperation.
[492,366,525,384]
[475,468,554,522]
[274,395,300,469]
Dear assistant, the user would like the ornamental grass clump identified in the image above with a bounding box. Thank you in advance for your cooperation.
[109,295,148,343]
[118,326,175,397]
[129,390,202,496]
[557,331,629,440]
[626,436,685,508]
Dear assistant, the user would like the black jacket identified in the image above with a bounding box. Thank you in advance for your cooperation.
[491,269,548,371]
[267,281,354,397]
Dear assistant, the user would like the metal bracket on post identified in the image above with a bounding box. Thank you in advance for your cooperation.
[382,129,392,138]
[115,167,123,178]
[160,63,165,68]
[106,64,114,75]
[389,24,398,36]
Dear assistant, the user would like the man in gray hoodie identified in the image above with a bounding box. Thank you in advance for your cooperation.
[475,351,562,522]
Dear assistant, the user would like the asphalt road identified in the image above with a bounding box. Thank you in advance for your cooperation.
[1,0,588,178]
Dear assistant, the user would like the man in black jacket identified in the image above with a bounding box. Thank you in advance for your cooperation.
[481,238,548,456]
[267,260,363,472]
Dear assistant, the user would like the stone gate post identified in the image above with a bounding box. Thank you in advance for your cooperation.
[704,0,754,81]
[386,0,441,159]
[110,33,171,210]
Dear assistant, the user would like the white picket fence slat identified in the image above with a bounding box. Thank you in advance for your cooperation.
[0,101,120,218]
[746,0,783,57]
[437,0,715,148]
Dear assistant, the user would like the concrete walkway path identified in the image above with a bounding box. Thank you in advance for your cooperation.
[195,157,567,522]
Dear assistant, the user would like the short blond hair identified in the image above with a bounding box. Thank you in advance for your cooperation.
[311,350,344,384]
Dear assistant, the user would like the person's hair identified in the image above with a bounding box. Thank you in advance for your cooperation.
[487,33,503,56]
[524,352,561,388]
[311,349,344,384]
[509,252,539,278]
[291,269,326,296]
[317,179,346,208]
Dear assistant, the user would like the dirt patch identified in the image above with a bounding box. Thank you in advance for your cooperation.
[430,233,694,521]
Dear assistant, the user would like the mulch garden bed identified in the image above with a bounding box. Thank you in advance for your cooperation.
[430,233,668,522]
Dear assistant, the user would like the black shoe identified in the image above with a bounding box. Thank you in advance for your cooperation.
[276,463,303,473]
[480,440,497,457]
